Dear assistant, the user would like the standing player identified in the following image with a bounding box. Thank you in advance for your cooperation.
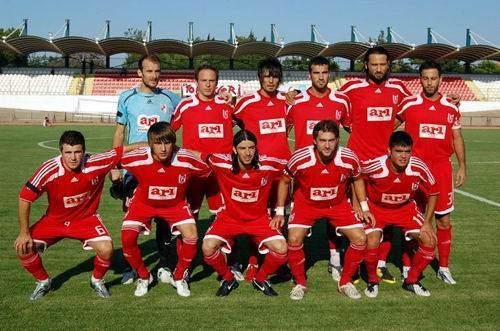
[15,131,143,300]
[119,122,209,297]
[171,64,233,218]
[285,56,351,281]
[396,61,466,284]
[233,57,290,280]
[338,46,412,283]
[111,54,181,285]
[192,130,288,297]
[272,120,373,300]
[362,131,439,297]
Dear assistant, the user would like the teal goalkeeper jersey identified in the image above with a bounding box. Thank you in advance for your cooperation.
[116,87,181,143]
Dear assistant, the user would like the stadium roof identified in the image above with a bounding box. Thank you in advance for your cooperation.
[1,36,499,63]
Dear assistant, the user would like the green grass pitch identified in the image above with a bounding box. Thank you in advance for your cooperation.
[0,125,499,330]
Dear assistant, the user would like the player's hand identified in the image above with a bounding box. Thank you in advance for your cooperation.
[110,169,123,182]
[419,223,437,247]
[448,94,461,106]
[14,233,34,255]
[455,166,466,188]
[219,90,231,103]
[270,215,285,230]
[285,90,299,106]
[361,211,376,228]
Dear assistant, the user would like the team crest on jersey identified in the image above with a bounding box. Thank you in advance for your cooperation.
[198,124,224,138]
[63,192,90,208]
[259,118,286,134]
[231,188,259,203]
[148,186,177,200]
[160,104,168,114]
[310,187,338,201]
[261,176,268,187]
[392,95,399,105]
[381,193,410,204]
[223,109,229,119]
[91,177,99,186]
[419,124,446,140]
[306,120,320,135]
[447,114,454,124]
[367,107,392,122]
[178,174,187,184]
[137,114,160,132]
[412,182,419,191]
[340,174,347,183]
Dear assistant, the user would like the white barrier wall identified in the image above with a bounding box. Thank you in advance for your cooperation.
[0,95,499,115]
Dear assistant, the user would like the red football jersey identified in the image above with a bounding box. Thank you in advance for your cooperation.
[19,147,124,223]
[362,155,439,209]
[205,153,284,221]
[121,147,210,208]
[171,94,233,154]
[285,146,360,208]
[338,78,411,161]
[397,93,461,164]
[234,91,291,159]
[286,88,351,151]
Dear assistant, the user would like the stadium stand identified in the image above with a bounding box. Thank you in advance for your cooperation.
[0,68,76,95]
[470,75,500,101]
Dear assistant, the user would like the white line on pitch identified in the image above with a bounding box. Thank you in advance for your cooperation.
[455,189,500,208]
[38,137,108,154]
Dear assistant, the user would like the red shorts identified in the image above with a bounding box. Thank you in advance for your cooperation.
[417,160,454,215]
[123,200,195,236]
[288,200,363,236]
[367,201,424,240]
[204,212,285,255]
[30,214,111,252]
[186,173,224,214]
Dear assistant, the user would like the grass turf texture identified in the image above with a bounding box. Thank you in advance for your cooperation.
[0,125,499,330]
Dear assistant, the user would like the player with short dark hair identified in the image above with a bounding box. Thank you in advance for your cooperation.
[15,131,144,300]
[119,122,209,297]
[361,131,439,297]
[191,130,288,297]
[272,120,373,300]
[395,61,466,284]
[111,53,181,285]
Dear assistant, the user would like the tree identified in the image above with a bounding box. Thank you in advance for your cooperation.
[0,27,25,66]
[472,60,500,74]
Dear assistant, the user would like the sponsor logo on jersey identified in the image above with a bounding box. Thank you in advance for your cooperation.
[231,188,259,203]
[137,115,160,132]
[310,187,338,201]
[266,100,275,107]
[306,120,320,135]
[429,105,436,111]
[71,177,79,183]
[158,168,165,173]
[63,191,90,208]
[321,169,329,175]
[205,105,212,111]
[393,177,401,183]
[242,173,250,179]
[316,102,324,108]
[419,124,446,139]
[178,174,186,184]
[198,123,224,138]
[411,182,419,191]
[367,107,392,122]
[381,193,410,204]
[148,186,178,200]
[375,88,382,94]
[392,95,399,105]
[259,118,286,134]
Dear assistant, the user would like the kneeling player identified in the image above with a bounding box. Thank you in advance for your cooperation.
[14,131,142,300]
[120,122,210,297]
[362,131,438,297]
[272,120,373,300]
[192,130,288,297]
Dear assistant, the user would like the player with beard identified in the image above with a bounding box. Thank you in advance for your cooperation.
[395,61,466,284]
[272,120,374,300]
[110,55,181,285]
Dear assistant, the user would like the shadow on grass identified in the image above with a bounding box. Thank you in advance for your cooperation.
[51,216,411,292]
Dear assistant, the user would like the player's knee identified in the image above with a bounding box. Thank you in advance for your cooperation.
[419,232,436,248]
[269,240,287,255]
[287,231,305,246]
[366,232,381,249]
[436,216,451,229]
[202,240,219,256]
[93,240,114,260]
[349,230,366,246]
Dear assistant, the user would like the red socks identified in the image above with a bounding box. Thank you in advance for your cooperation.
[19,252,49,281]
[364,248,379,283]
[406,245,435,283]
[121,229,150,279]
[204,250,233,281]
[173,238,198,280]
[339,243,366,286]
[255,250,287,282]
[92,255,112,280]
[437,226,452,267]
[288,244,306,286]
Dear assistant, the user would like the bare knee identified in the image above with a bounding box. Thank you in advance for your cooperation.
[202,239,220,256]
[269,240,287,255]
[436,214,451,229]
[94,241,113,260]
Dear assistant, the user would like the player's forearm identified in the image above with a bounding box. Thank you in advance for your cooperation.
[453,131,467,169]
[393,118,403,130]
[112,127,125,148]
[123,142,148,153]
[424,194,438,225]
[18,199,31,235]
[352,177,368,203]
[276,177,291,208]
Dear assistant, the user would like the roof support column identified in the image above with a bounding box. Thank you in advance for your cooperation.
[350,25,356,72]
